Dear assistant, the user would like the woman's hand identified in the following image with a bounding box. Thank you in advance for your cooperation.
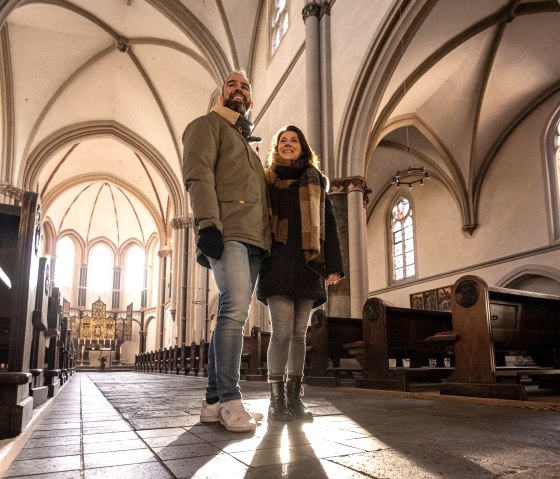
[326,273,341,286]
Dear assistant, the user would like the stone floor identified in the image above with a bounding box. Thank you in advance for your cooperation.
[2,372,560,478]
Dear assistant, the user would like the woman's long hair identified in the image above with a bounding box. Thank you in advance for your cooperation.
[266,124,320,169]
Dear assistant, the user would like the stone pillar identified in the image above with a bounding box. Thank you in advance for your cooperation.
[319,1,334,178]
[330,177,371,318]
[157,248,171,349]
[77,263,87,307]
[139,308,146,354]
[193,266,209,342]
[170,216,191,346]
[302,1,322,158]
[141,265,149,309]
[111,266,122,310]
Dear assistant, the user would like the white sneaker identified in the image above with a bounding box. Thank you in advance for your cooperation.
[200,399,264,423]
[219,399,257,432]
[200,400,221,423]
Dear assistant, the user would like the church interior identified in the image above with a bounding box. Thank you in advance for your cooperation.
[1,0,560,477]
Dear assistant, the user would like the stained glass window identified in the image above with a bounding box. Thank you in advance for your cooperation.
[271,0,289,55]
[391,197,416,281]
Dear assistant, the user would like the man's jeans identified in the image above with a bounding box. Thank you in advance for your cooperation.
[266,295,314,379]
[206,241,263,403]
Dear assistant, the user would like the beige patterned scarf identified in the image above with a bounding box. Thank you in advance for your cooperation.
[265,154,328,263]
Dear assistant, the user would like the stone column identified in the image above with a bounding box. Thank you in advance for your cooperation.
[170,216,191,346]
[77,264,87,307]
[330,177,371,318]
[139,308,146,354]
[141,265,149,309]
[302,1,322,158]
[156,248,171,349]
[193,265,209,342]
[111,266,122,310]
[319,1,334,178]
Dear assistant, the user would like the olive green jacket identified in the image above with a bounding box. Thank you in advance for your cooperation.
[182,105,271,268]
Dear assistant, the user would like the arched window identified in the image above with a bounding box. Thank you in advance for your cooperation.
[390,196,417,282]
[87,243,113,307]
[553,114,560,239]
[545,110,560,241]
[270,0,289,55]
[123,244,144,308]
[55,236,75,302]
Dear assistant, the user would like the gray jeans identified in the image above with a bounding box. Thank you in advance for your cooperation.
[266,295,314,380]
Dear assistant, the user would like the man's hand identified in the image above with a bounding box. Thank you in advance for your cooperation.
[197,227,223,259]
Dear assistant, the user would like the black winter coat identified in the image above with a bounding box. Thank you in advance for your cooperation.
[256,181,344,308]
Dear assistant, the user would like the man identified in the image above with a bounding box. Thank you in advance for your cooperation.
[182,69,271,432]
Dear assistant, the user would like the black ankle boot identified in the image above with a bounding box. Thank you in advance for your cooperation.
[286,377,313,421]
[268,381,293,422]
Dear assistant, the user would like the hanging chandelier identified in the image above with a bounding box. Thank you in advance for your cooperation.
[391,166,430,188]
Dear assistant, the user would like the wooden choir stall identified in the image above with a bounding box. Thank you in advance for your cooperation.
[0,186,72,438]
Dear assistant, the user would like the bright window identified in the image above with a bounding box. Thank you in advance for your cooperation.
[123,244,144,308]
[546,111,560,240]
[390,196,416,281]
[556,119,560,195]
[271,0,289,55]
[55,236,75,302]
[87,243,113,307]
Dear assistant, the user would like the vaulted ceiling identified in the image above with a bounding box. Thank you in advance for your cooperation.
[1,0,262,250]
[363,0,560,228]
[2,0,560,251]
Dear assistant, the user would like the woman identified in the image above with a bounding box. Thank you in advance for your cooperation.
[257,125,344,422]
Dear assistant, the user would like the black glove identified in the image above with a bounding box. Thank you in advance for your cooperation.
[197,227,223,260]
[235,115,253,138]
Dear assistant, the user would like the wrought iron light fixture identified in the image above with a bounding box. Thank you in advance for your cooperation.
[391,166,430,188]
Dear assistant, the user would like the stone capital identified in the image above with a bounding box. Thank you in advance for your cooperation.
[157,248,172,258]
[170,216,192,229]
[330,176,372,207]
[0,182,25,202]
[302,1,322,21]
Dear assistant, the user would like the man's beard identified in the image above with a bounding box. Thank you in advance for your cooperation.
[223,97,250,116]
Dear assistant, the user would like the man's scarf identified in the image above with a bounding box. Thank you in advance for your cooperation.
[265,154,329,263]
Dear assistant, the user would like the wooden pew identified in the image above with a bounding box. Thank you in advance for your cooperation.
[191,341,201,376]
[240,333,254,379]
[440,275,560,400]
[44,287,62,397]
[58,315,70,382]
[178,344,189,374]
[198,339,209,377]
[346,297,453,392]
[28,257,52,407]
[169,345,180,374]
[305,310,363,386]
[245,325,271,381]
[184,340,207,376]
[0,189,40,438]
[145,350,152,371]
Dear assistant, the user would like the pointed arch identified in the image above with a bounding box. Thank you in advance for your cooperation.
[23,120,184,218]
[41,216,57,257]
[497,265,560,295]
[373,114,471,228]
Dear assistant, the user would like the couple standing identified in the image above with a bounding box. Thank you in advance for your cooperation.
[182,69,344,433]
